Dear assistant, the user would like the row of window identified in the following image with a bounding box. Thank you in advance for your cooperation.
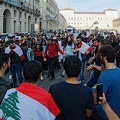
[67,17,111,20]
[14,10,27,19]
[68,22,108,25]
[13,21,27,33]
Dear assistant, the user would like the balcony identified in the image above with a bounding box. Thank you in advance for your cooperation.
[33,9,40,16]
[0,0,21,8]
[0,0,41,17]
[21,4,34,14]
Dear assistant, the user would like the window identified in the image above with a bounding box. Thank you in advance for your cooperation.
[24,22,26,31]
[14,21,16,33]
[25,13,26,19]
[14,10,16,17]
[19,12,22,18]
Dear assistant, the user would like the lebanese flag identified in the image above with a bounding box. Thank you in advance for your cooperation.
[77,41,91,54]
[87,37,93,46]
[0,82,60,120]
[5,44,24,61]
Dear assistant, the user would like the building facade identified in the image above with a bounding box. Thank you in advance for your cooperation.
[59,13,67,31]
[60,6,119,30]
[113,17,120,32]
[0,0,67,34]
[0,0,42,34]
[41,0,59,32]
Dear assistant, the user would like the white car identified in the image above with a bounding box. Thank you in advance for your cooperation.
[0,33,13,42]
[15,32,29,40]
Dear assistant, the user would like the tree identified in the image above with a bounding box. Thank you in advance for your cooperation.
[0,91,21,120]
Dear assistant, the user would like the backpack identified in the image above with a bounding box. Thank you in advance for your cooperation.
[46,42,58,53]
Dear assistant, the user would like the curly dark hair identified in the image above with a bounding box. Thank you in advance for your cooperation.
[23,60,42,83]
[64,55,82,77]
[99,45,116,63]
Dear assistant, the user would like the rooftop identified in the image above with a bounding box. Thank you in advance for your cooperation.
[113,17,120,21]
[104,8,118,11]
[61,6,73,10]
[61,7,118,13]
[75,12,105,14]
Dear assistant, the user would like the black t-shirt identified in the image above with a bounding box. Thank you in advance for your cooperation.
[49,81,94,120]
[10,51,18,64]
[94,55,102,78]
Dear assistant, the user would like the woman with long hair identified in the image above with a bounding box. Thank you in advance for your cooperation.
[41,39,48,71]
[63,36,75,56]
[61,36,75,77]
[32,42,46,80]
[109,35,118,48]
[31,37,36,49]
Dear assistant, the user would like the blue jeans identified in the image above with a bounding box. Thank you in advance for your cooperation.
[79,61,86,81]
[48,56,58,77]
[86,70,98,88]
[10,63,23,86]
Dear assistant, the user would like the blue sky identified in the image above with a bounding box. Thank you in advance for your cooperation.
[56,0,120,15]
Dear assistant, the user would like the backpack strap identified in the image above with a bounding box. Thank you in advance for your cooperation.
[46,43,58,53]
[54,43,58,53]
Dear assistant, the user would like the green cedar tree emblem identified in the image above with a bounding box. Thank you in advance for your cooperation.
[0,91,21,120]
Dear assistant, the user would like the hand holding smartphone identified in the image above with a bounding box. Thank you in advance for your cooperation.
[96,83,103,102]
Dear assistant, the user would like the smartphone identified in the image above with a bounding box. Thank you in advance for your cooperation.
[96,83,103,102]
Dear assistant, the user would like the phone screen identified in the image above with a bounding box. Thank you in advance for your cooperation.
[96,83,103,102]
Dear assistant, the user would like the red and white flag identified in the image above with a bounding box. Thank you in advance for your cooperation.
[0,82,60,120]
[5,44,24,61]
[77,41,91,54]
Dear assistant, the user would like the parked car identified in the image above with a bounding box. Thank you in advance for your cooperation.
[0,33,13,42]
[15,32,29,40]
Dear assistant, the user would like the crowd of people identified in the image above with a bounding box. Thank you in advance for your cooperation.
[0,30,120,120]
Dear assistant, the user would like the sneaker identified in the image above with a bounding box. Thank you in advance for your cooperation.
[47,73,51,78]
[49,76,55,81]
[41,76,43,80]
